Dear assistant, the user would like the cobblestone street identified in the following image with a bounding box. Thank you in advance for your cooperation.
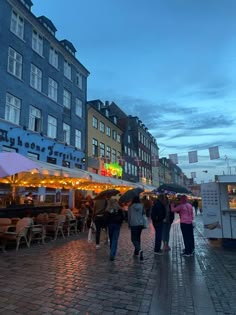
[0,216,236,315]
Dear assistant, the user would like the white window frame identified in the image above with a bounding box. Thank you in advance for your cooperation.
[99,122,105,133]
[92,138,98,156]
[112,130,117,140]
[8,47,22,79]
[75,129,82,149]
[10,10,24,39]
[5,93,21,125]
[92,117,98,128]
[106,126,111,137]
[75,98,82,117]
[49,47,58,69]
[47,115,57,139]
[32,30,43,56]
[48,77,58,101]
[64,60,71,80]
[76,72,83,90]
[100,142,105,157]
[29,106,42,132]
[106,146,111,160]
[30,64,42,92]
[63,89,71,109]
[63,123,70,144]
[117,134,121,143]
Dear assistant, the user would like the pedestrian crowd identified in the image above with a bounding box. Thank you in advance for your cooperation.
[64,191,197,261]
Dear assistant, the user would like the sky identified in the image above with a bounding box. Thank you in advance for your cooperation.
[33,0,236,184]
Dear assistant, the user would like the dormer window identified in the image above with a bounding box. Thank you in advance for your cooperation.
[113,116,117,124]
[20,0,32,10]
[105,109,109,117]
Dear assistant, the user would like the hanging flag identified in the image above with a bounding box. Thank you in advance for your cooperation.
[169,154,178,164]
[188,151,198,163]
[191,172,196,179]
[209,146,220,160]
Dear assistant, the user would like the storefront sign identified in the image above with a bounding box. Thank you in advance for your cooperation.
[101,162,122,177]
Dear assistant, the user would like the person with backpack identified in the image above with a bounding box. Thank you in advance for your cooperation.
[151,194,167,255]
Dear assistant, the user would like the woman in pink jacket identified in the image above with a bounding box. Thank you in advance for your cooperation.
[171,195,195,256]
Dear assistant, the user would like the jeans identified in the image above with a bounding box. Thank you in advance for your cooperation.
[153,222,163,252]
[180,223,195,254]
[130,226,143,254]
[108,223,121,258]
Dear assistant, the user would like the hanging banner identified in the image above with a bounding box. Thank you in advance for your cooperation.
[169,154,178,164]
[188,150,198,163]
[209,146,220,160]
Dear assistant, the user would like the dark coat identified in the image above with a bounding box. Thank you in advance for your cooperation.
[151,199,166,224]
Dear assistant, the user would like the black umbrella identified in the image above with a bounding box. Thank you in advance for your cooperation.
[94,189,120,200]
[119,187,144,204]
[157,184,191,194]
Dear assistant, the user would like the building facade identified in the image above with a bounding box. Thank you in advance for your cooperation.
[0,0,89,170]
[86,100,123,178]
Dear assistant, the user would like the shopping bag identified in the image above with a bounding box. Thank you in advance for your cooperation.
[87,227,93,242]
[143,214,149,229]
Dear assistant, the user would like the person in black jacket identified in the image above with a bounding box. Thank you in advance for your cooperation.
[162,195,175,251]
[151,194,166,255]
[106,197,124,261]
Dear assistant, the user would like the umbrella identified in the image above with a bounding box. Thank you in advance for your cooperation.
[157,183,192,194]
[0,152,40,178]
[94,189,120,200]
[119,187,144,204]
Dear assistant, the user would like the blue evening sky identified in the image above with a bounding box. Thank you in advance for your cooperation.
[33,0,236,183]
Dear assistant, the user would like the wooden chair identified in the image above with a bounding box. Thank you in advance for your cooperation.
[1,217,33,251]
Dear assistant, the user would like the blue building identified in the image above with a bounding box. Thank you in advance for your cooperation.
[0,0,89,170]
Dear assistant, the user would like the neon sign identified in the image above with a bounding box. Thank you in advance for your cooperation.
[101,162,123,177]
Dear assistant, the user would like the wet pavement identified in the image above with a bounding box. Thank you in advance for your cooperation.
[0,215,236,315]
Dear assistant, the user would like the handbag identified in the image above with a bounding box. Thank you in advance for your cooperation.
[143,214,149,229]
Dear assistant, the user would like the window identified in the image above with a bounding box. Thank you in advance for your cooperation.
[75,129,82,149]
[32,30,43,55]
[128,135,131,144]
[100,142,105,157]
[8,47,22,79]
[112,130,117,140]
[112,149,116,163]
[106,126,111,137]
[99,122,105,133]
[63,89,71,109]
[64,60,71,80]
[48,78,58,101]
[106,146,111,160]
[47,115,57,138]
[63,123,70,144]
[92,116,98,128]
[75,98,82,117]
[5,93,21,124]
[76,72,83,89]
[49,47,58,68]
[92,138,98,156]
[30,64,42,91]
[29,106,42,132]
[117,134,121,143]
[10,10,24,39]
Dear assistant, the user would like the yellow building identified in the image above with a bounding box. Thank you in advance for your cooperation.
[87,100,123,177]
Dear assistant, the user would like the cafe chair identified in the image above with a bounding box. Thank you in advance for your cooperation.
[0,218,12,233]
[45,214,66,240]
[28,224,45,246]
[64,216,77,236]
[1,217,33,251]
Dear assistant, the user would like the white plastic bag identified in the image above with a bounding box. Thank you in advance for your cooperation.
[87,221,96,242]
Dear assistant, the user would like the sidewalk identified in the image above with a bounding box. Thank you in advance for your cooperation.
[0,216,235,315]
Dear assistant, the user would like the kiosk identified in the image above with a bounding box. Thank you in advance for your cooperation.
[201,175,236,240]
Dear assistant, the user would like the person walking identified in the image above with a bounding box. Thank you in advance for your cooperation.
[162,195,175,251]
[93,197,109,249]
[192,199,199,216]
[171,195,195,257]
[128,195,144,261]
[106,197,124,261]
[151,194,167,255]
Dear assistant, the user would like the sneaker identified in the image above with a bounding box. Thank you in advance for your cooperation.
[133,250,139,257]
[96,245,100,249]
[154,250,163,255]
[182,253,191,257]
[139,250,144,261]
[109,256,115,261]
